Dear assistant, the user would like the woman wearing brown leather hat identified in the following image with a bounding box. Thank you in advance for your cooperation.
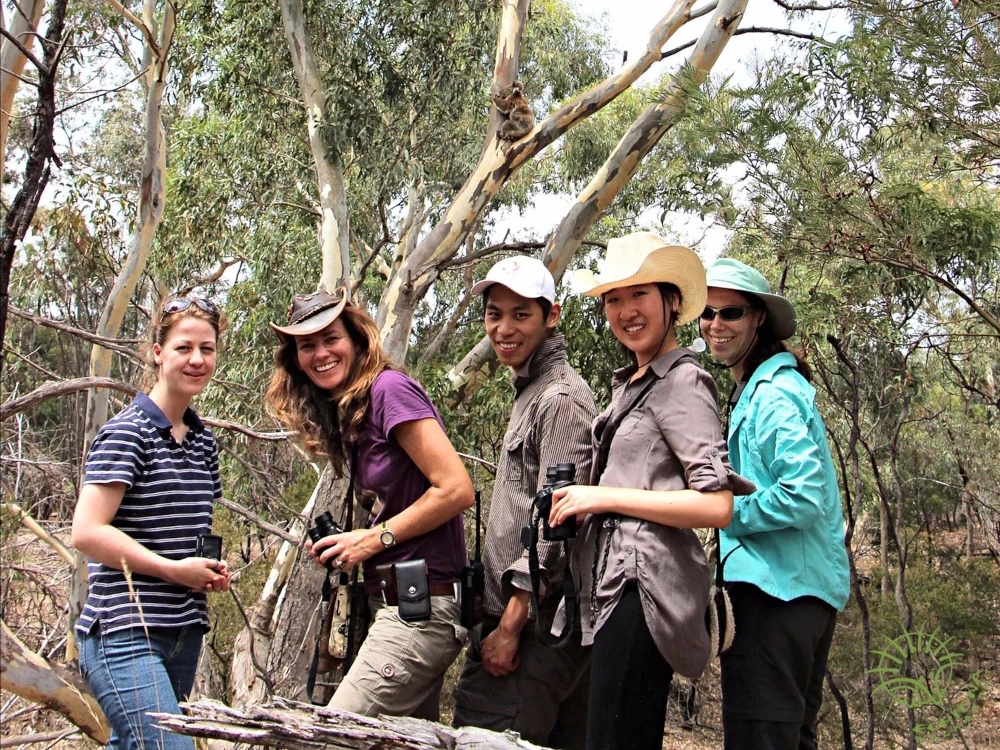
[548,232,753,750]
[266,288,473,720]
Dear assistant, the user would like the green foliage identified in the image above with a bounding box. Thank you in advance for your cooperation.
[871,628,985,743]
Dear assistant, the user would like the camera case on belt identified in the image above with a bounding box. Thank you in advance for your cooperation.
[374,560,431,622]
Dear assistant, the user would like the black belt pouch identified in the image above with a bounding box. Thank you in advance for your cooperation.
[394,559,431,622]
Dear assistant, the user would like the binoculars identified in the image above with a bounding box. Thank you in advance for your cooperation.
[308,511,344,571]
[534,462,577,542]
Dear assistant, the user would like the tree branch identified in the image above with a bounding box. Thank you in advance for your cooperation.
[8,306,144,361]
[3,503,77,568]
[770,0,847,11]
[662,26,830,59]
[0,729,82,747]
[0,25,46,73]
[0,377,292,441]
[215,496,299,544]
[103,0,158,55]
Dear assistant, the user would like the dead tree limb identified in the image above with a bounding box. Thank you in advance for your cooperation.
[3,502,77,568]
[0,620,110,744]
[153,696,550,749]
[1,377,290,441]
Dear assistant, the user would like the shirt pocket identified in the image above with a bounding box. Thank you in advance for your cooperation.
[501,431,526,483]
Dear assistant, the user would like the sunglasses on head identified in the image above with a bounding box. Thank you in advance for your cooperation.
[162,297,220,317]
[701,305,753,322]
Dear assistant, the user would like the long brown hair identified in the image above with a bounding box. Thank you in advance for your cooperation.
[265,300,395,477]
[140,296,226,390]
[742,295,812,382]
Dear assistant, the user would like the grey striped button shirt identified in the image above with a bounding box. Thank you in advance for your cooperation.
[482,335,597,621]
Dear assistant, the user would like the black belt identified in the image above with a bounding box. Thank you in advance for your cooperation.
[379,583,454,606]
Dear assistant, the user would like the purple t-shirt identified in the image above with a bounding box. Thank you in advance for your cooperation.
[356,369,467,593]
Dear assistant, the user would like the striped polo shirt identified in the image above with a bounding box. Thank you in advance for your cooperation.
[75,393,220,636]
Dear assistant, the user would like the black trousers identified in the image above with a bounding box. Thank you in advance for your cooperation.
[721,583,838,750]
[587,583,674,750]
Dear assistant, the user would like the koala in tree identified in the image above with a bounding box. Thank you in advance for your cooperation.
[492,81,535,141]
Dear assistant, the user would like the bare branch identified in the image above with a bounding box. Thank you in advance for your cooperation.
[0,64,39,88]
[103,0,158,54]
[0,25,46,73]
[0,729,82,747]
[2,377,139,421]
[0,620,109,743]
[0,377,292,440]
[8,306,144,361]
[662,26,830,59]
[3,343,63,379]
[215,496,299,544]
[770,0,848,11]
[3,503,77,568]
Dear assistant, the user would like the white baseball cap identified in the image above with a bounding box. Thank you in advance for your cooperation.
[471,255,556,304]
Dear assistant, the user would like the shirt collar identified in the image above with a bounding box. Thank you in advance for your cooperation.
[745,351,798,391]
[611,346,694,389]
[133,392,205,434]
[511,335,567,393]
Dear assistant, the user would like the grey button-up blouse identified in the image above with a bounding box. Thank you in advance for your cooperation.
[567,347,753,680]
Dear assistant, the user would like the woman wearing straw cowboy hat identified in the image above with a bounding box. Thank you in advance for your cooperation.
[266,288,473,719]
[700,259,849,750]
[548,232,753,750]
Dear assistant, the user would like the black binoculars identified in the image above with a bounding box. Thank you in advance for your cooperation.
[534,462,577,542]
[308,511,344,571]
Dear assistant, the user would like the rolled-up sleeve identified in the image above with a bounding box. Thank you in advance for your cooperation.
[728,388,827,535]
[653,366,752,494]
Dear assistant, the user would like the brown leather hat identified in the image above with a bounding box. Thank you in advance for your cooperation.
[269,287,349,338]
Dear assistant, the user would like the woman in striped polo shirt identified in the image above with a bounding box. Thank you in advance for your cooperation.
[72,295,230,750]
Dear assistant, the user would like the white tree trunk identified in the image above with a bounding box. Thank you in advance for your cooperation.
[377,0,705,361]
[279,0,351,292]
[0,0,46,185]
[449,0,750,392]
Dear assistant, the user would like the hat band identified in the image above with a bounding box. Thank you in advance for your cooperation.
[289,297,341,325]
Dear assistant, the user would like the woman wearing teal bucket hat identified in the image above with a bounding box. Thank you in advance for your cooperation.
[700,259,850,750]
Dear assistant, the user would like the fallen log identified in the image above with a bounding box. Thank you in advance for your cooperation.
[152,696,550,749]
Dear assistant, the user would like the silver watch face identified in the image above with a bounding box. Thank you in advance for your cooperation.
[380,529,395,546]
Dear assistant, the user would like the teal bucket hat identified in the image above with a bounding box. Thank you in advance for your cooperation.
[705,258,796,340]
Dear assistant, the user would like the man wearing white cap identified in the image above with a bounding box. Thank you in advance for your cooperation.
[452,256,596,748]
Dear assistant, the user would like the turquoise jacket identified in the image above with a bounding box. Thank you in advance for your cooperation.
[720,353,851,610]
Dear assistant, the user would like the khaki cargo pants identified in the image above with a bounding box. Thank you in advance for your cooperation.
[328,594,465,720]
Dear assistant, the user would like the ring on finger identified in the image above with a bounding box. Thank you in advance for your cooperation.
[334,558,344,568]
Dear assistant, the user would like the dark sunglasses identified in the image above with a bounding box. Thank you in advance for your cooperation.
[701,305,753,322]
[163,297,220,317]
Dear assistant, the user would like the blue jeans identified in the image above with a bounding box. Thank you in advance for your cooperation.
[79,625,203,750]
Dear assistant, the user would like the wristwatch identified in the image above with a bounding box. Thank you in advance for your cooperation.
[379,522,397,548]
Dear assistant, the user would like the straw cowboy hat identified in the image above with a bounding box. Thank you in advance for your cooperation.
[572,231,708,325]
[269,287,349,338]
[705,259,797,340]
